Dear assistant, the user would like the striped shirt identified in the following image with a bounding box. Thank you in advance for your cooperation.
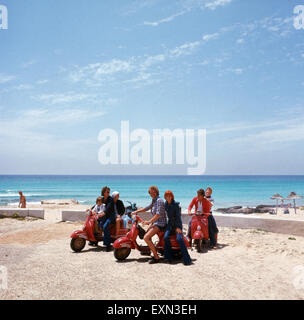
[144,196,167,227]
[206,196,214,214]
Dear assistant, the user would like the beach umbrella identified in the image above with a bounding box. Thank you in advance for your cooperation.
[285,192,304,214]
[270,193,284,214]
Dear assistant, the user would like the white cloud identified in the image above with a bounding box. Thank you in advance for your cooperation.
[216,113,304,149]
[14,84,33,90]
[229,123,304,145]
[36,79,49,85]
[33,92,97,105]
[144,10,187,27]
[233,68,243,75]
[170,41,201,57]
[0,73,16,84]
[0,106,106,151]
[21,60,36,69]
[202,32,219,41]
[205,0,232,10]
[23,108,105,124]
[95,59,133,76]
[70,59,134,84]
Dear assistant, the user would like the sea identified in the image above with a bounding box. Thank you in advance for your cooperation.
[1,175,304,210]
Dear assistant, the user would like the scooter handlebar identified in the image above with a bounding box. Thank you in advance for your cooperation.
[132,214,144,223]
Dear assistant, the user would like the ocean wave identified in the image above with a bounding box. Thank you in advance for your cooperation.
[7,201,42,206]
[0,193,48,197]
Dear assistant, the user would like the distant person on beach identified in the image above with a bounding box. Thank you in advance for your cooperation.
[132,186,167,264]
[18,191,26,208]
[163,190,192,266]
[187,189,212,240]
[96,186,115,251]
[205,187,219,248]
[112,191,125,235]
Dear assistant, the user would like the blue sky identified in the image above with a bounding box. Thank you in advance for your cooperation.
[0,0,304,175]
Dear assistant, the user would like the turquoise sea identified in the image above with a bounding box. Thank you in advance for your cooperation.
[1,175,304,210]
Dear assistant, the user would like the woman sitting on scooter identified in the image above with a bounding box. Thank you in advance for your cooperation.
[132,186,167,264]
[112,191,126,235]
[164,190,192,265]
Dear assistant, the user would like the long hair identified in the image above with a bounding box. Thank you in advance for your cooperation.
[164,190,174,200]
[148,185,159,196]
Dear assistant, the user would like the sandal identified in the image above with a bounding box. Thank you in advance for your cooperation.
[149,257,160,264]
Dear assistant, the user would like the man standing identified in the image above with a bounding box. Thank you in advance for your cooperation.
[18,191,26,208]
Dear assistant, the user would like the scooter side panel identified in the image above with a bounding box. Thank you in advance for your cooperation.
[113,237,132,249]
[71,230,88,240]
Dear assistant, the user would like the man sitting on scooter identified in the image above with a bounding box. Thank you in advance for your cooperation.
[132,186,167,264]
[187,189,212,240]
[164,190,192,266]
[97,186,115,251]
[112,191,126,236]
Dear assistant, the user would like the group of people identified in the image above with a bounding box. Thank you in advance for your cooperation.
[89,186,126,251]
[90,185,218,266]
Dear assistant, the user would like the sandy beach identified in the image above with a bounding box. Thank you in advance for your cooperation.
[1,203,304,300]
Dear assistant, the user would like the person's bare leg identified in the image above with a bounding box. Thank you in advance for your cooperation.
[94,220,101,234]
[144,226,160,259]
[116,217,121,235]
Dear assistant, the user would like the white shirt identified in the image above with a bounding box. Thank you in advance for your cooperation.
[93,204,105,214]
[197,201,203,213]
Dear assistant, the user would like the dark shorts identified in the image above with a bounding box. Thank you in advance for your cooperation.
[154,224,166,232]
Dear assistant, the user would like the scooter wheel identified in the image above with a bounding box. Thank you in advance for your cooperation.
[195,239,202,253]
[70,238,86,252]
[114,247,131,261]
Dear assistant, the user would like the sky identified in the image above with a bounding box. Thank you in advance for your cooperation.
[0,0,304,175]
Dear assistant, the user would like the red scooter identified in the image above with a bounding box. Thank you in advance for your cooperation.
[113,214,191,261]
[190,212,209,252]
[70,210,130,252]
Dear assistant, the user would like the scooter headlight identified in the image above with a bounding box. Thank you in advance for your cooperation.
[197,226,201,231]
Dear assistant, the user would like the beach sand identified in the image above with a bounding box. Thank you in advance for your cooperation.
[1,204,304,300]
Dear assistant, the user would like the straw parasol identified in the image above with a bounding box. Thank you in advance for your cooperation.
[270,193,284,214]
[285,192,304,214]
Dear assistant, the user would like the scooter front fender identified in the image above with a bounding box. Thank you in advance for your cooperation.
[71,230,88,240]
[113,236,132,249]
